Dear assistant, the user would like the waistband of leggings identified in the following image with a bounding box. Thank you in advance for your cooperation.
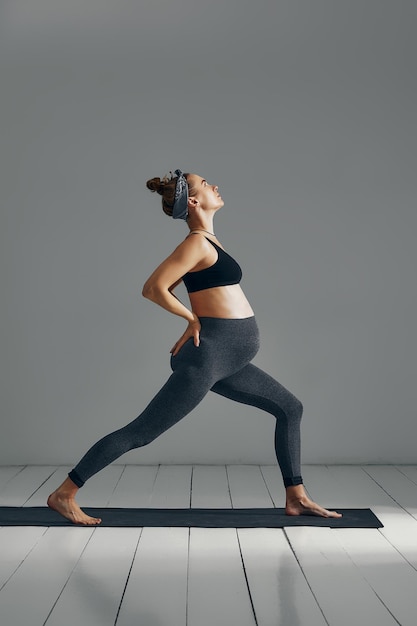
[198,315,257,328]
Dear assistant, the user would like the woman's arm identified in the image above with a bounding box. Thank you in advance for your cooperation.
[142,236,208,321]
[141,236,212,354]
[143,280,197,324]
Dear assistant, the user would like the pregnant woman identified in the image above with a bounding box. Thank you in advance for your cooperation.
[48,169,342,524]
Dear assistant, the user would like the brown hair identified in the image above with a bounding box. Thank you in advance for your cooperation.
[146,172,196,217]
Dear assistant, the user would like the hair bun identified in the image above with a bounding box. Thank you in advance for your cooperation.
[146,173,178,217]
[146,177,164,195]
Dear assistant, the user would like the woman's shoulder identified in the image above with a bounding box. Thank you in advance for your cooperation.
[180,232,211,249]
[169,232,212,262]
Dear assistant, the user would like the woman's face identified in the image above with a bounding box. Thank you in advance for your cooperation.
[187,174,224,212]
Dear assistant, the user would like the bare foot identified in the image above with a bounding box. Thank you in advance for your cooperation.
[286,495,342,518]
[47,492,102,525]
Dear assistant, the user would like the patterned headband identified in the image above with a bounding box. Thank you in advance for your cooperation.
[172,169,189,220]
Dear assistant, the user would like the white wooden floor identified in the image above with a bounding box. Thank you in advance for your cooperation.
[1,465,417,626]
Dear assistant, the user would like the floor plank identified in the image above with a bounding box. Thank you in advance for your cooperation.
[336,527,417,626]
[321,465,417,570]
[106,465,159,507]
[187,527,256,626]
[0,466,57,506]
[363,465,417,518]
[300,464,392,508]
[0,527,94,626]
[116,527,188,626]
[0,467,25,492]
[238,527,327,626]
[148,465,193,508]
[259,465,288,507]
[0,527,47,590]
[285,526,398,625]
[191,465,232,508]
[301,464,417,582]
[397,465,417,486]
[227,465,274,508]
[44,528,140,626]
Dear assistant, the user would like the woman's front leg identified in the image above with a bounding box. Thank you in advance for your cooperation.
[211,364,342,518]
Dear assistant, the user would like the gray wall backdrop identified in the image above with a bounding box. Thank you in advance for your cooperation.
[1,1,416,466]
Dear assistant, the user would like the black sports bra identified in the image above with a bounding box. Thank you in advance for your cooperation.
[182,236,243,294]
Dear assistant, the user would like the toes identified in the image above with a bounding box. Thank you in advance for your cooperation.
[324,509,339,518]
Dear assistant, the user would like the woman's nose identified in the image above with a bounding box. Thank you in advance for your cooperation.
[214,185,218,192]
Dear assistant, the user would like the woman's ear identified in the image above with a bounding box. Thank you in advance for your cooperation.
[187,196,199,209]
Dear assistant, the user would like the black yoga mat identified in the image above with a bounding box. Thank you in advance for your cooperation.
[0,506,383,528]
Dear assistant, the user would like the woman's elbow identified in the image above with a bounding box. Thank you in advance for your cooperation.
[141,283,154,299]
[142,282,164,301]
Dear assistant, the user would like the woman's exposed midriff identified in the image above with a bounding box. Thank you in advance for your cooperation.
[188,284,254,319]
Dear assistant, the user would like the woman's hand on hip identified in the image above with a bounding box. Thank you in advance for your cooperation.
[170,317,201,356]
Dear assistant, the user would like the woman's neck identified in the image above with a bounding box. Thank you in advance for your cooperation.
[187,220,216,236]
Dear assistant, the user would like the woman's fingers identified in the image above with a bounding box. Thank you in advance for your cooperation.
[172,341,187,356]
[170,338,182,352]
[171,337,186,356]
[171,319,201,356]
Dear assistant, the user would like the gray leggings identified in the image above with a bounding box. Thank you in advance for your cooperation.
[69,317,303,488]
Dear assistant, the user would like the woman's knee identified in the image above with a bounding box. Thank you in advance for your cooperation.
[292,397,303,420]
[280,395,303,424]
